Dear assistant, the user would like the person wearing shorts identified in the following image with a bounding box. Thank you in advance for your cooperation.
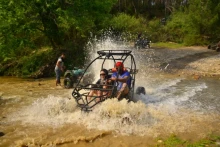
[55,53,65,86]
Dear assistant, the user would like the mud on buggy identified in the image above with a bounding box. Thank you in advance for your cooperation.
[71,50,145,111]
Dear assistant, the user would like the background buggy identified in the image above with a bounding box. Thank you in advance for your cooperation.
[208,41,220,52]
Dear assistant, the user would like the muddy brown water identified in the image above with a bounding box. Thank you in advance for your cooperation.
[1,43,220,146]
[0,74,220,147]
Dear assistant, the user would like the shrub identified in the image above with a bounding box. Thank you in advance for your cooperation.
[109,13,149,40]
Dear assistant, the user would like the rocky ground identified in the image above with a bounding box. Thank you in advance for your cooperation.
[151,46,220,78]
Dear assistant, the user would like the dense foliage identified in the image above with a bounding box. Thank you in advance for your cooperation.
[0,0,116,77]
[0,0,220,77]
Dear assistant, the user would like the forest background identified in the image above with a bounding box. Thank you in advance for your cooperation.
[0,0,219,78]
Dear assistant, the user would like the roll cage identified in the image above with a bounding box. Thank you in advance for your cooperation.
[72,50,138,111]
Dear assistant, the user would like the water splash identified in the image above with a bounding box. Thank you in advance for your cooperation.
[4,36,220,139]
[85,36,134,81]
[6,94,219,138]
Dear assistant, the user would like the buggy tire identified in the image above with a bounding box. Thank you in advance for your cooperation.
[64,77,73,89]
[135,86,146,95]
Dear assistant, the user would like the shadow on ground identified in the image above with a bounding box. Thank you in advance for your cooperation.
[160,51,218,73]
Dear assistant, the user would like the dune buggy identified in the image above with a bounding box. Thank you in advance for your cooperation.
[71,50,145,111]
[208,41,220,52]
[134,38,151,49]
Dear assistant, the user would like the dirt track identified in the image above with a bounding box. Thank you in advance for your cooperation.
[151,46,220,77]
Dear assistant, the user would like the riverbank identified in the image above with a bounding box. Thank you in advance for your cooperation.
[153,46,220,78]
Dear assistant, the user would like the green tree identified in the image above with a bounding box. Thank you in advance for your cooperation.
[0,0,117,76]
[0,0,117,56]
[158,0,220,45]
[183,0,220,45]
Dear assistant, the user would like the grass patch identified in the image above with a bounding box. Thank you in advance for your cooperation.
[156,134,220,147]
[157,135,185,147]
[153,42,185,49]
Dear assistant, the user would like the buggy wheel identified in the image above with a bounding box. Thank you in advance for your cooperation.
[64,77,73,89]
[135,86,146,95]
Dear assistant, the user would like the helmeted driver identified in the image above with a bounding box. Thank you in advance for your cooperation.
[111,62,131,99]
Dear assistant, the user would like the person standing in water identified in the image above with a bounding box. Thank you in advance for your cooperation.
[55,53,65,86]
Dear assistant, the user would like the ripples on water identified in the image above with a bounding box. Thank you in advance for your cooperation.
[7,77,219,135]
[1,37,220,146]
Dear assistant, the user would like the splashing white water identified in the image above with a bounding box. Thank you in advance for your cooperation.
[85,37,134,82]
[5,37,220,138]
[7,91,219,137]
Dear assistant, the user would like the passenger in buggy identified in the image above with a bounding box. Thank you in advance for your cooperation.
[87,68,112,102]
[110,62,131,99]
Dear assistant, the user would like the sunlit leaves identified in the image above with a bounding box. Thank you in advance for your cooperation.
[0,0,117,59]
